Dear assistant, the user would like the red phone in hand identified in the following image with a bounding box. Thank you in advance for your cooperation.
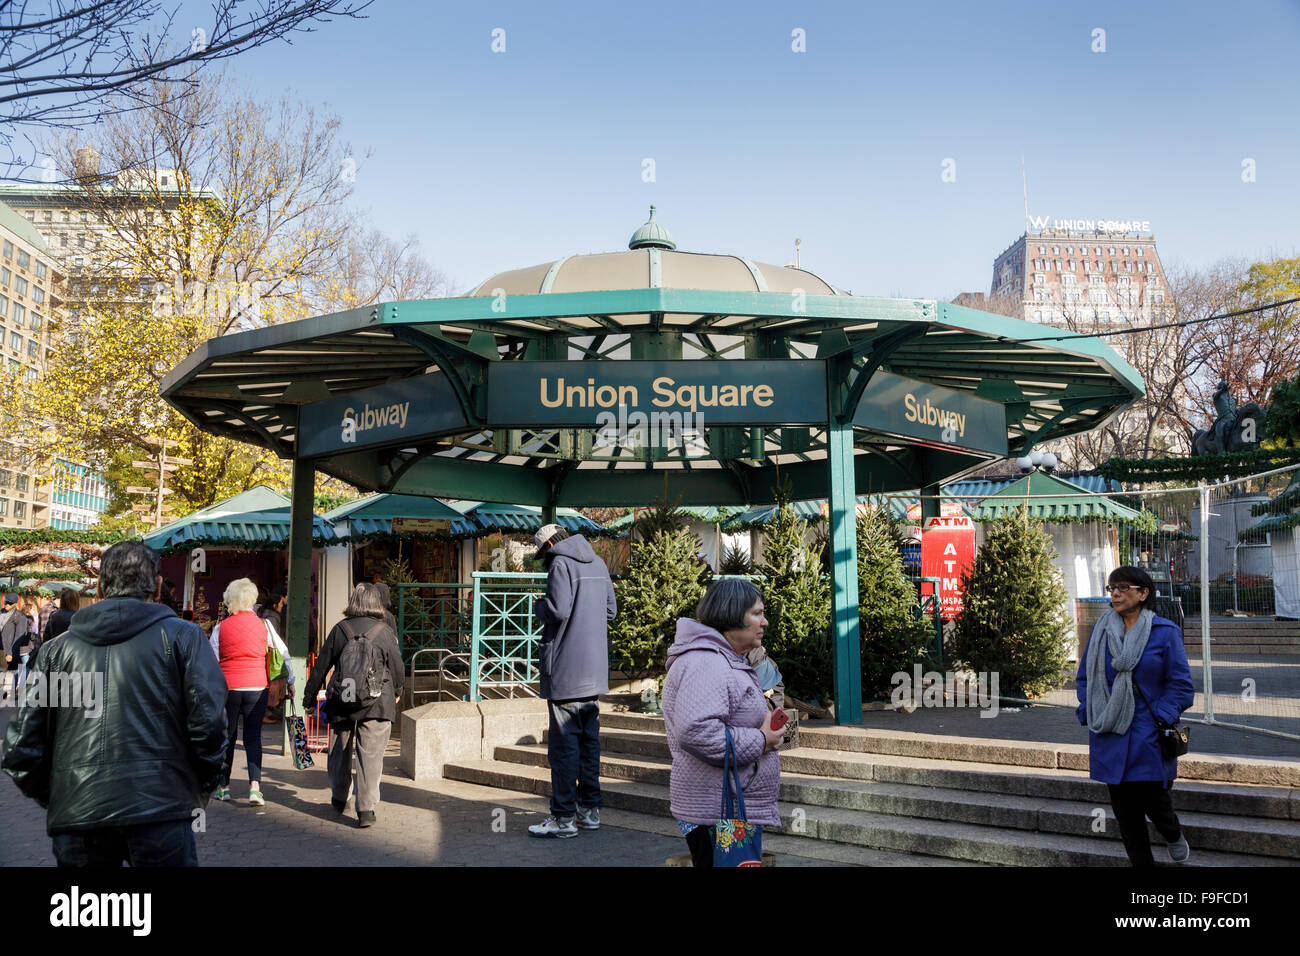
[770,708,788,731]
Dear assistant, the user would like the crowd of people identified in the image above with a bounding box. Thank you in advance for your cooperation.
[1,529,1194,869]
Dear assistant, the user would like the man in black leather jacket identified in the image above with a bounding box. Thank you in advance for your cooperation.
[2,542,228,866]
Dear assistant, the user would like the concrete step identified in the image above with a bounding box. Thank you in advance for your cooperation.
[589,722,1300,788]
[497,743,1300,858]
[551,727,1299,820]
[442,759,1292,867]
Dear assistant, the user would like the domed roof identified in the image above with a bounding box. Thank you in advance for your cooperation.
[469,208,845,297]
[628,205,676,250]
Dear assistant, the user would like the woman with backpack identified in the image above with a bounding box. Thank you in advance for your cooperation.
[302,583,404,828]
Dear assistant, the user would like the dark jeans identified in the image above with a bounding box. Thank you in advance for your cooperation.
[547,697,602,817]
[220,688,268,786]
[686,825,714,868]
[1108,781,1182,867]
[53,819,198,867]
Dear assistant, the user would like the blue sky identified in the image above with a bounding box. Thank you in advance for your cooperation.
[202,0,1300,297]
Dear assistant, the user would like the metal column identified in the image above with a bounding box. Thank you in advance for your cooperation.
[826,413,863,725]
[286,457,315,737]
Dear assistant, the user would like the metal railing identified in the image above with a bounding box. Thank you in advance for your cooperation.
[469,572,547,700]
[395,582,472,665]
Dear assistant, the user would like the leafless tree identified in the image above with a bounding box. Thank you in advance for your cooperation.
[0,0,370,175]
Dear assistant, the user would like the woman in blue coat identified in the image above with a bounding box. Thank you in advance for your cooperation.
[1077,565,1195,866]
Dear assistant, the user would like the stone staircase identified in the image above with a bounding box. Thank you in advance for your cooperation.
[442,711,1300,866]
[1183,618,1300,656]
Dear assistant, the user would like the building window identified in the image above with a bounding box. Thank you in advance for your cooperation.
[14,501,25,519]
[12,304,23,325]
[1,241,10,259]
[0,295,6,317]
[1052,246,1060,255]
[60,235,68,248]
[1094,247,1102,255]
[15,473,28,492]
[31,287,43,304]
[9,332,20,350]
[1118,277,1131,286]
[27,340,38,358]
[1121,247,1129,256]
[1137,248,1144,257]
[1035,291,1045,301]
[34,262,46,279]
[0,499,7,516]
[1038,245,1045,254]
[0,268,8,286]
[14,277,26,296]
[1035,311,1043,321]
[1108,247,1116,256]
[1062,274,1076,285]
[29,312,41,330]
[15,250,29,269]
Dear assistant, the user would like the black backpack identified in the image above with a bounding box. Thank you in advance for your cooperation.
[327,618,388,712]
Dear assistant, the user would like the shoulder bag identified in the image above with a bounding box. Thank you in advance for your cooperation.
[1133,681,1190,760]
[713,727,763,867]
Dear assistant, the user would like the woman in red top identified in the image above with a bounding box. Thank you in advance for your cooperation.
[209,578,294,805]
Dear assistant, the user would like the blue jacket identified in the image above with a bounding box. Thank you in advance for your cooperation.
[535,535,616,700]
[1076,615,1194,786]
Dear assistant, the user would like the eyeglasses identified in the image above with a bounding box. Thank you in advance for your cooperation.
[1104,584,1144,594]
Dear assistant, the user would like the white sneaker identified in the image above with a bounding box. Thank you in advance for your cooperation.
[528,815,578,838]
[248,785,265,807]
[575,806,600,830]
[1166,834,1190,864]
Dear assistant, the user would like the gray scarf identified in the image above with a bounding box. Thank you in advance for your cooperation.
[1085,607,1154,735]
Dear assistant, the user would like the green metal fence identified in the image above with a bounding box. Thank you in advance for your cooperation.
[469,571,547,700]
[395,582,473,665]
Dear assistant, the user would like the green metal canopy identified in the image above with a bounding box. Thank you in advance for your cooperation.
[444,500,607,536]
[161,210,1145,724]
[972,471,1143,523]
[142,486,336,554]
[324,493,479,537]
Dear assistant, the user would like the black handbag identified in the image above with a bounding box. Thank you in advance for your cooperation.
[1133,682,1190,760]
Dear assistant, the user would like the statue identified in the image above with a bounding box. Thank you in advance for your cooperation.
[1190,381,1267,456]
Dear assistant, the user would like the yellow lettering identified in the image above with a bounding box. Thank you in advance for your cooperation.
[618,384,638,406]
[566,383,586,406]
[739,384,755,404]
[753,384,774,406]
[540,379,563,408]
[904,393,917,423]
[595,385,618,407]
[719,385,740,407]
[651,376,675,407]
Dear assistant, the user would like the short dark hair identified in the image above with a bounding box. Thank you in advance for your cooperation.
[344,582,387,620]
[1109,565,1157,611]
[372,581,393,610]
[99,541,160,600]
[58,587,80,612]
[696,579,763,633]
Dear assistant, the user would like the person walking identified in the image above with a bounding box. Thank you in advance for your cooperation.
[209,577,295,806]
[2,592,35,701]
[37,594,54,639]
[527,524,617,839]
[302,583,404,828]
[2,542,227,867]
[662,579,783,867]
[43,588,80,642]
[1077,565,1195,867]
[258,587,289,723]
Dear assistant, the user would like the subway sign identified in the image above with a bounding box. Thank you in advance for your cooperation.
[852,370,1006,455]
[486,360,828,427]
[296,371,469,458]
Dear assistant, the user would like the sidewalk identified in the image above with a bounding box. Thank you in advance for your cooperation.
[0,715,878,867]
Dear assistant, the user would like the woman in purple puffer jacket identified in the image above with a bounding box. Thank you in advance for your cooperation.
[662,579,784,867]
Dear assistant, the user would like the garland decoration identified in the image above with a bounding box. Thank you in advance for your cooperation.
[1099,446,1300,484]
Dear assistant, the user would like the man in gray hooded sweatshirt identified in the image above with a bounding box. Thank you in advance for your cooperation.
[527,524,617,838]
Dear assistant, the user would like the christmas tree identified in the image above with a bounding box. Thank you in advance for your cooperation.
[856,505,935,699]
[949,506,1072,698]
[607,500,711,679]
[759,491,831,700]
